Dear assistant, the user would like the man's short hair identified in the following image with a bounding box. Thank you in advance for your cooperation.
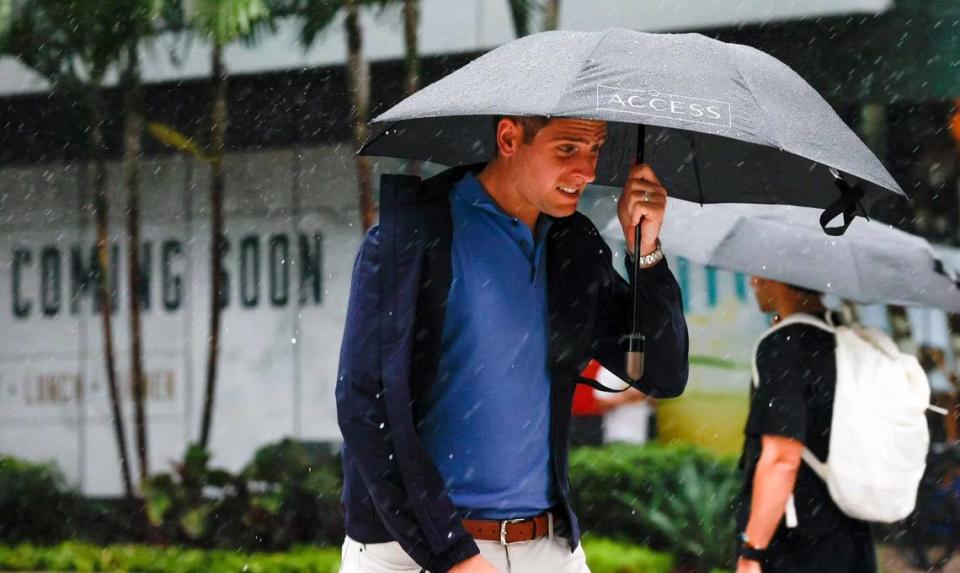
[493,115,550,145]
[786,283,823,297]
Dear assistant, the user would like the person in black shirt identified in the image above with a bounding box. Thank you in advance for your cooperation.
[735,277,876,573]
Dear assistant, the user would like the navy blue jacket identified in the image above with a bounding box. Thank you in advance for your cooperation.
[336,166,689,572]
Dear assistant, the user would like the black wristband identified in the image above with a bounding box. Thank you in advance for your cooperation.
[737,543,767,562]
[736,531,767,562]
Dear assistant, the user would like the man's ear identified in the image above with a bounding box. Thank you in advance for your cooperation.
[496,118,522,158]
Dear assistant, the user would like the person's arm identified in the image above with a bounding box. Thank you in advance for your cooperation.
[736,435,803,572]
[337,227,482,573]
[736,328,811,572]
[592,163,689,397]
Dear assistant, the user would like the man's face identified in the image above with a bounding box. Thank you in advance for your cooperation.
[506,118,606,218]
[751,276,778,313]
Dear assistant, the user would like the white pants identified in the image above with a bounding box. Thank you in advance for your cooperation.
[339,535,591,573]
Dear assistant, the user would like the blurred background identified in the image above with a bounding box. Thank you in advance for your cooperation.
[1,1,960,571]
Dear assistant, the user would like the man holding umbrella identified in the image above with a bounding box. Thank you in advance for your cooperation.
[335,114,689,573]
[340,26,909,573]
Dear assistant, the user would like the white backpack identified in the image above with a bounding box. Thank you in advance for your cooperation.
[750,313,933,525]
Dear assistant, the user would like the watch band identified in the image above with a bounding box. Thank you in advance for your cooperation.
[633,239,664,268]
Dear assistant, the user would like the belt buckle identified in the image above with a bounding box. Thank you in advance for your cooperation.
[499,518,526,545]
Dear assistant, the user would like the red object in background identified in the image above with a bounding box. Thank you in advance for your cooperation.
[572,360,603,416]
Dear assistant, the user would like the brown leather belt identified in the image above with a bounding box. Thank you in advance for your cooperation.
[462,512,552,544]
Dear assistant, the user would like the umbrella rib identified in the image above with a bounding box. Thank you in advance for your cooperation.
[730,50,781,150]
[688,132,705,206]
[551,28,617,117]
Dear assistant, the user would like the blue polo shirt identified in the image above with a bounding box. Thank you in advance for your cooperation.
[417,173,557,519]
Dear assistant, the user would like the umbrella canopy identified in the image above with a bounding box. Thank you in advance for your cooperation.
[362,28,905,226]
[601,202,960,312]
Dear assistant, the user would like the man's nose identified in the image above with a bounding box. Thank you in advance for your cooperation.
[571,154,598,184]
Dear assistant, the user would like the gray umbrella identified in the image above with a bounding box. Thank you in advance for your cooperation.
[363,28,905,227]
[601,202,960,312]
[360,28,908,380]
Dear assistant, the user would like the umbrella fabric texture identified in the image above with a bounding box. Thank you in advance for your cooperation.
[362,28,905,222]
[601,202,960,312]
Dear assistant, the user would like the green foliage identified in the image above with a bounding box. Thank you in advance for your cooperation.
[0,538,674,573]
[187,0,272,46]
[0,0,11,39]
[241,439,344,549]
[570,443,741,572]
[582,537,674,573]
[2,0,160,86]
[0,541,342,573]
[142,440,344,550]
[0,456,88,544]
[142,444,247,546]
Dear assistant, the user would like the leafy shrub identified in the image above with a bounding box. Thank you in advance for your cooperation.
[582,537,674,573]
[142,440,343,551]
[0,541,342,573]
[142,444,251,547]
[240,438,344,549]
[0,538,672,573]
[570,443,740,571]
[0,456,88,543]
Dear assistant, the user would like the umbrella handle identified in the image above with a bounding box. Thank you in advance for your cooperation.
[626,224,646,381]
[625,125,647,382]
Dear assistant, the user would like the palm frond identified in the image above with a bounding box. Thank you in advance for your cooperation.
[188,0,272,45]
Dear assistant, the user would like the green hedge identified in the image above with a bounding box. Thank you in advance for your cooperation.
[3,442,742,570]
[0,456,106,544]
[570,443,741,572]
[0,540,672,573]
[0,542,341,573]
[142,440,344,550]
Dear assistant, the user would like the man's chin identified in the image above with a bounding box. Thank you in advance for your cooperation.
[545,204,579,218]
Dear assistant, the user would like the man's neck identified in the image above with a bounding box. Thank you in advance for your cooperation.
[476,161,540,231]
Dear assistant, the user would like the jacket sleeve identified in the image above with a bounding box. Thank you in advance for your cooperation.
[336,226,480,573]
[590,247,689,398]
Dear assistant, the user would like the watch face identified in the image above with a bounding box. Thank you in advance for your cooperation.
[737,531,750,545]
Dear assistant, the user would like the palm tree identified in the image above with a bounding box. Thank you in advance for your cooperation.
[402,0,418,96]
[542,0,559,31]
[121,1,165,482]
[1,0,156,499]
[343,0,375,230]
[296,0,408,231]
[187,0,271,449]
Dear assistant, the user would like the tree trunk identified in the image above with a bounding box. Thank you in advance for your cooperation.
[123,39,149,481]
[543,0,560,31]
[91,81,135,499]
[403,0,420,177]
[200,41,227,449]
[345,0,375,231]
[507,0,531,38]
[403,0,419,97]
